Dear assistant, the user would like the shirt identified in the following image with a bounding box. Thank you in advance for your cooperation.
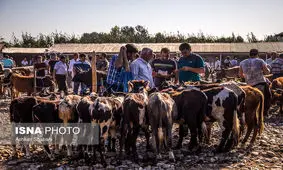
[49,60,59,74]
[54,61,68,75]
[240,58,266,86]
[230,59,238,67]
[214,60,221,70]
[21,60,29,66]
[178,53,204,82]
[96,59,109,71]
[266,58,275,65]
[130,57,155,88]
[68,58,78,72]
[106,55,123,85]
[1,59,14,68]
[151,58,177,87]
[73,60,91,73]
[271,58,283,74]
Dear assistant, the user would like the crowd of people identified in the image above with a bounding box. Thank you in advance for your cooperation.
[1,43,283,97]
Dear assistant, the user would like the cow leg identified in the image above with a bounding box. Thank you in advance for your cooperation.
[66,145,72,157]
[216,128,231,153]
[142,126,151,151]
[280,103,283,115]
[131,126,140,162]
[188,127,198,151]
[167,124,175,162]
[152,128,161,160]
[205,123,213,145]
[175,123,186,149]
[24,144,31,159]
[118,122,126,161]
[109,128,117,152]
[247,127,259,150]
[242,125,253,145]
[43,145,54,160]
[98,142,107,167]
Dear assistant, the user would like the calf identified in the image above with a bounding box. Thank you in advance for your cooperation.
[10,96,37,158]
[58,95,81,156]
[32,99,61,160]
[147,92,177,161]
[240,86,264,149]
[119,80,150,162]
[203,87,240,152]
[270,77,283,114]
[167,88,208,152]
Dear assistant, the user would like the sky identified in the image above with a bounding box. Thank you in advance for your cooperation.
[0,0,282,42]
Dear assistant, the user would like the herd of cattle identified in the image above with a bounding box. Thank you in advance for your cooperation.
[6,65,283,167]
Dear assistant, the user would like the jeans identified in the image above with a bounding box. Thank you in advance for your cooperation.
[73,82,87,95]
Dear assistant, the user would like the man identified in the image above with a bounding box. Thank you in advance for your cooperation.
[73,53,91,95]
[151,48,177,87]
[271,53,283,79]
[48,54,59,75]
[96,53,109,71]
[239,49,271,116]
[130,48,154,88]
[106,44,138,92]
[266,51,277,66]
[224,56,231,68]
[177,43,205,83]
[34,55,48,77]
[230,57,238,67]
[214,57,221,71]
[21,57,29,66]
[68,53,79,89]
[0,55,14,68]
[53,55,68,95]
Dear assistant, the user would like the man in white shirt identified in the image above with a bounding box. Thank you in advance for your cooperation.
[230,57,238,67]
[53,55,68,94]
[21,57,29,66]
[214,57,221,71]
[130,48,155,88]
[68,53,79,89]
[266,52,277,66]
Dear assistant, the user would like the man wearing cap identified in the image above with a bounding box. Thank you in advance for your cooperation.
[53,55,68,94]
[106,44,138,92]
[239,49,271,116]
[130,48,155,88]
[271,53,283,79]
[177,43,205,83]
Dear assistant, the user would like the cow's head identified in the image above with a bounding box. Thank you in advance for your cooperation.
[271,88,283,104]
[128,80,150,93]
[159,80,179,90]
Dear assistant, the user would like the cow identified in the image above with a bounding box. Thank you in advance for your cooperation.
[147,92,177,161]
[58,95,81,156]
[10,96,38,158]
[202,87,240,152]
[12,66,33,76]
[32,99,62,160]
[10,73,55,99]
[85,95,124,166]
[270,77,283,114]
[119,80,150,162]
[215,66,240,81]
[72,69,107,92]
[240,86,264,149]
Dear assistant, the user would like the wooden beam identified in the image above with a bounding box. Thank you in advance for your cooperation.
[91,51,97,93]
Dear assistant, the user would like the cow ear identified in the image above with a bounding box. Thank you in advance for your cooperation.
[128,81,133,92]
[143,81,150,89]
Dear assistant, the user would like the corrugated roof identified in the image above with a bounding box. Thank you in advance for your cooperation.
[2,48,47,54]
[48,42,283,54]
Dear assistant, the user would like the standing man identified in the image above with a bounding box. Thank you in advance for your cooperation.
[53,55,68,95]
[224,56,231,68]
[21,57,29,66]
[73,53,91,95]
[96,53,109,71]
[239,49,271,116]
[130,47,155,88]
[1,55,14,68]
[177,43,205,83]
[68,53,79,89]
[106,44,138,92]
[266,51,277,66]
[48,54,59,75]
[151,48,177,87]
[271,53,283,79]
[230,57,238,67]
[214,57,221,71]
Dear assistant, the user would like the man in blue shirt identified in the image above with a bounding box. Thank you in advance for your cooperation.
[1,55,14,68]
[177,43,205,83]
[73,53,91,95]
[106,44,138,92]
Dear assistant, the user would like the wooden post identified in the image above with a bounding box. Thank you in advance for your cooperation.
[91,51,97,93]
[34,66,37,95]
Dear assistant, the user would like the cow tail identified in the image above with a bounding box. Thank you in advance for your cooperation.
[156,96,164,148]
[200,96,208,141]
[258,91,265,135]
[232,95,240,146]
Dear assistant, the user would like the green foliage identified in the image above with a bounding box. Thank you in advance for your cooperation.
[3,26,280,48]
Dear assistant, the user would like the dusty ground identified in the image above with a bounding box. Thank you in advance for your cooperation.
[0,98,282,170]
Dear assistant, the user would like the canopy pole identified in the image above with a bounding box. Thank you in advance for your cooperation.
[91,51,97,93]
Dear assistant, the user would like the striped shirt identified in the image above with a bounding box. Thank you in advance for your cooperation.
[271,58,283,74]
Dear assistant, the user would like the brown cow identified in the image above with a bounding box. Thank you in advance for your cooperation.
[240,86,264,149]
[10,73,55,98]
[147,92,177,161]
[270,77,283,114]
[215,66,240,81]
